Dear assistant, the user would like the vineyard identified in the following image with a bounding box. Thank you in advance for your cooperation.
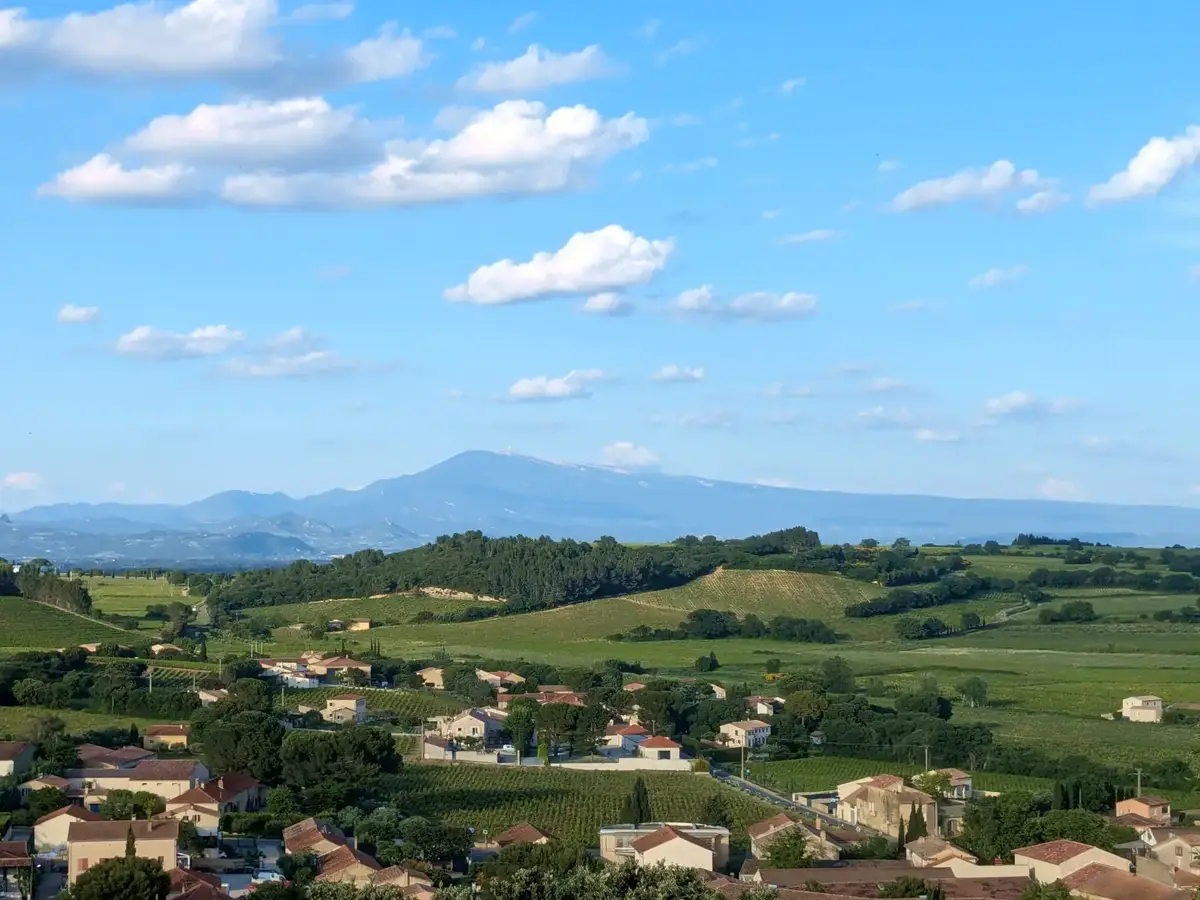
[0,597,125,649]
[282,686,467,720]
[748,757,1054,796]
[392,767,777,846]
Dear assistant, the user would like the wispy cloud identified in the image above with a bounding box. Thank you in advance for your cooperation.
[969,265,1027,288]
[651,364,705,383]
[780,229,841,245]
[779,77,805,94]
[57,303,100,323]
[508,368,604,401]
[508,11,538,33]
[656,37,701,65]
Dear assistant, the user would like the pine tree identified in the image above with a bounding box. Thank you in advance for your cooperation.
[905,805,928,841]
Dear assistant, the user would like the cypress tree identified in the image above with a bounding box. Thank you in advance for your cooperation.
[905,805,928,841]
[125,825,136,858]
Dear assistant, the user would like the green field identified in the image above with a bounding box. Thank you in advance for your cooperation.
[245,593,488,628]
[393,766,777,846]
[0,596,130,649]
[0,705,164,738]
[85,576,189,616]
[747,757,1054,796]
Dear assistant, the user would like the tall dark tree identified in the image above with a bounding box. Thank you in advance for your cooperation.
[620,777,652,825]
[63,855,169,900]
[905,806,928,841]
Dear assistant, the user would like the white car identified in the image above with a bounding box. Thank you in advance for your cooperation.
[252,871,284,884]
[501,744,516,753]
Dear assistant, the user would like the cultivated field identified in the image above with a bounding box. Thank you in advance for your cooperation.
[283,686,467,720]
[85,576,188,616]
[392,766,777,846]
[0,596,127,649]
[747,757,1054,796]
[0,705,164,737]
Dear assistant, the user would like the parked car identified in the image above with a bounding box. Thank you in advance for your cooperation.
[253,871,285,884]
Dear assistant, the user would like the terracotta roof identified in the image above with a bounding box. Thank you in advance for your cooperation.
[866,774,904,788]
[316,657,369,668]
[26,774,71,788]
[68,819,180,843]
[606,723,648,737]
[168,868,221,891]
[283,817,346,854]
[329,693,365,701]
[623,682,647,691]
[317,844,381,878]
[494,822,553,847]
[725,719,771,731]
[175,883,234,900]
[1013,839,1096,864]
[424,735,450,749]
[1063,863,1171,900]
[536,685,573,693]
[935,768,970,780]
[0,741,31,761]
[371,866,434,888]
[640,736,681,749]
[169,787,220,806]
[1130,795,1172,807]
[35,805,104,826]
[747,813,794,840]
[145,724,190,737]
[130,759,203,780]
[0,843,32,868]
[1114,814,1159,828]
[630,824,711,855]
[201,773,260,802]
[906,836,976,863]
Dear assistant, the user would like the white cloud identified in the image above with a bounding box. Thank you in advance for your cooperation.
[470,36,485,51]
[651,364,704,383]
[601,441,659,469]
[674,286,816,321]
[343,23,427,82]
[856,406,917,429]
[38,154,195,203]
[217,100,647,209]
[781,229,841,244]
[1016,189,1069,215]
[1088,126,1200,205]
[982,391,1081,421]
[224,349,354,377]
[457,44,617,93]
[663,156,717,174]
[286,3,353,22]
[508,368,603,401]
[765,382,812,398]
[580,292,632,316]
[122,96,373,167]
[56,303,99,323]
[891,160,1043,211]
[115,324,244,359]
[634,18,661,40]
[914,428,961,443]
[761,208,783,220]
[779,77,805,94]
[877,159,899,173]
[1,472,40,490]
[508,11,537,33]
[446,225,671,304]
[1039,477,1084,501]
[652,411,734,429]
[892,300,928,313]
[864,377,907,393]
[969,265,1026,288]
[656,37,700,65]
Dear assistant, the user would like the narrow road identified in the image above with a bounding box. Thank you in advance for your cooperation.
[714,769,883,837]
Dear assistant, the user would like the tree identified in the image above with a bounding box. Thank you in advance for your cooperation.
[505,699,538,754]
[536,703,578,755]
[1020,882,1073,900]
[956,676,989,708]
[879,878,943,899]
[620,777,652,825]
[764,826,814,868]
[912,771,952,800]
[277,852,319,885]
[694,653,719,673]
[960,611,982,630]
[905,806,928,841]
[125,825,137,857]
[62,855,169,900]
[819,657,855,693]
[266,786,301,823]
[785,689,828,727]
[700,793,732,829]
[26,786,70,819]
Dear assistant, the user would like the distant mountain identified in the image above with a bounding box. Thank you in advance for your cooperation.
[6,450,1200,567]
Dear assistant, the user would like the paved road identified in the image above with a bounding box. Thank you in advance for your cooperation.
[714,769,883,837]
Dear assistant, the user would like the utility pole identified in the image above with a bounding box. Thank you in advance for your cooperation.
[1135,768,1144,797]
[741,742,746,780]
[148,669,153,695]
[924,745,930,771]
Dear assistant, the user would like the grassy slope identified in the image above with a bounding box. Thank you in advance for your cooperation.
[85,576,188,616]
[0,597,127,649]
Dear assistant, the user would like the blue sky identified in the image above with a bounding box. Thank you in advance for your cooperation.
[3,0,1199,510]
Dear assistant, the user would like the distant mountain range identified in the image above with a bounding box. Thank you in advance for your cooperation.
[4,450,1199,567]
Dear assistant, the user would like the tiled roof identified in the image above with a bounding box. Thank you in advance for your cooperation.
[640,736,681,749]
[725,720,771,731]
[129,759,203,780]
[1012,838,1095,863]
[371,866,433,888]
[317,844,381,878]
[1062,863,1171,900]
[0,741,31,761]
[283,817,347,854]
[168,867,221,891]
[630,824,711,854]
[494,822,553,847]
[175,883,234,900]
[68,819,180,843]
[747,813,793,840]
[34,805,104,826]
[145,724,191,737]
[201,772,260,801]
[0,843,32,868]
[25,775,70,788]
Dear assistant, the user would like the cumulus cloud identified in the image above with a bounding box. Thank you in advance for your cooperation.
[969,265,1026,288]
[891,160,1043,211]
[446,225,672,304]
[1088,126,1200,205]
[1039,477,1084,501]
[38,154,196,203]
[580,292,633,316]
[673,286,816,321]
[221,327,360,377]
[508,368,604,401]
[982,391,1081,422]
[651,364,704,383]
[1016,189,1069,215]
[601,441,659,468]
[1,472,40,490]
[779,77,805,94]
[457,44,618,93]
[56,303,99,323]
[780,229,841,244]
[341,24,428,83]
[115,324,244,359]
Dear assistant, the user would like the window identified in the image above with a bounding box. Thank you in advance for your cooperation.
[1177,845,1184,857]
[78,859,89,872]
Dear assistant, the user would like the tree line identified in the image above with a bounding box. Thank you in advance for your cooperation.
[608,608,839,644]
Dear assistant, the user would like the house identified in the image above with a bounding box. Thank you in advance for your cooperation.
[0,842,32,889]
[535,685,574,694]
[416,667,445,689]
[637,736,682,761]
[1012,839,1129,883]
[708,684,727,700]
[497,691,586,710]
[740,864,1031,897]
[144,724,191,750]
[436,709,508,745]
[599,823,730,870]
[719,720,772,749]
[21,774,72,796]
[315,844,381,885]
[630,825,716,872]
[747,813,803,859]
[421,735,456,760]
[151,643,185,656]
[77,744,154,769]
[745,696,784,716]
[160,801,221,835]
[1123,696,1164,724]
[34,806,105,852]
[307,657,373,679]
[837,775,937,839]
[906,835,979,868]
[1144,829,1200,878]
[1117,797,1172,826]
[604,723,649,754]
[322,694,368,725]
[0,742,35,778]
[623,682,647,693]
[493,823,553,849]
[926,768,973,799]
[475,669,526,689]
[370,866,435,891]
[196,688,229,706]
[283,818,347,856]
[126,760,210,800]
[347,619,372,632]
[79,643,101,654]
[167,867,223,897]
[169,773,265,815]
[1063,863,1176,900]
[67,819,180,885]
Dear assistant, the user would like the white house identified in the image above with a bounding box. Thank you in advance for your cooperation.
[1122,696,1163,723]
[636,737,682,761]
[745,696,785,716]
[719,720,771,748]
